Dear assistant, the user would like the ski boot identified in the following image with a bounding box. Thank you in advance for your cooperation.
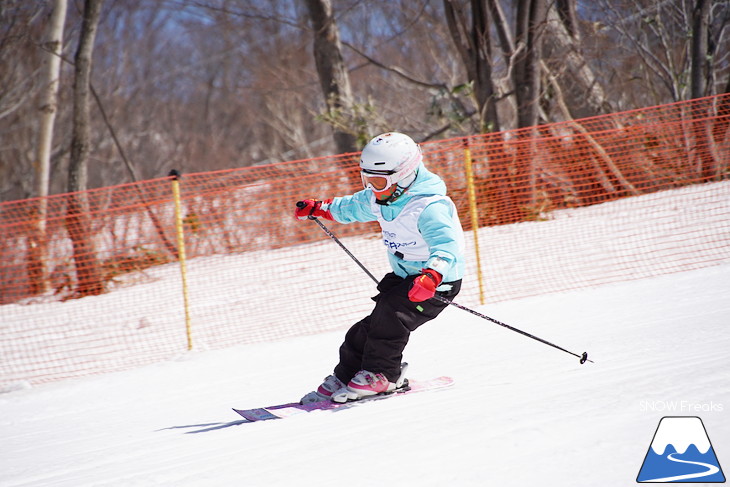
[332,363,409,403]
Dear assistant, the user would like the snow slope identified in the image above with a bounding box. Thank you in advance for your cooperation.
[1,262,729,486]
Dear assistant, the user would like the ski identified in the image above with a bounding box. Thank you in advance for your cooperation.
[233,376,454,422]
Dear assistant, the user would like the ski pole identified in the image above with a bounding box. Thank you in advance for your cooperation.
[308,215,380,284]
[434,296,592,364]
[299,205,592,365]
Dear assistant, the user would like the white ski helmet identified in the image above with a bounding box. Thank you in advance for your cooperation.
[359,132,422,192]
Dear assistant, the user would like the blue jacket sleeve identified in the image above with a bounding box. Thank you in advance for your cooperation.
[327,190,377,224]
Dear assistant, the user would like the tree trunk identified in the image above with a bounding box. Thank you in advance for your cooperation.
[486,0,515,66]
[543,0,611,119]
[30,0,67,295]
[689,0,716,181]
[443,0,501,133]
[513,0,546,129]
[691,0,710,100]
[36,0,67,201]
[67,0,104,298]
[304,0,358,154]
[555,0,579,38]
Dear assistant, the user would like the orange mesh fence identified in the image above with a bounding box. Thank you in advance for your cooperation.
[1,94,729,389]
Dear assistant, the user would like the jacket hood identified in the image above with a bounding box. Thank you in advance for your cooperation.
[404,163,446,197]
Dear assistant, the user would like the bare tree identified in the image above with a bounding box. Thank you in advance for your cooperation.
[443,0,501,133]
[36,0,67,202]
[28,0,68,295]
[691,0,717,181]
[304,0,358,154]
[0,2,47,201]
[593,0,727,104]
[691,0,711,99]
[513,0,546,128]
[66,0,104,297]
[1,0,728,206]
[542,0,612,119]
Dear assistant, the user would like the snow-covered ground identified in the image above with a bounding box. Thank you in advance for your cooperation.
[1,261,728,486]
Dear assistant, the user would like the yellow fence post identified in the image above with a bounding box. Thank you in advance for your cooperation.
[463,139,486,304]
[169,169,193,351]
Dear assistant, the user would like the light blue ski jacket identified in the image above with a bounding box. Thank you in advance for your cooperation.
[327,164,465,284]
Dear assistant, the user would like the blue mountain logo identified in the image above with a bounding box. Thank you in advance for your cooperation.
[637,416,725,483]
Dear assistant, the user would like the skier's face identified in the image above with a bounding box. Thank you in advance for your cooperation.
[361,170,396,191]
[361,169,399,201]
[373,183,398,201]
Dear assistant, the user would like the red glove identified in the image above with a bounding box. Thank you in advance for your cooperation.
[295,199,334,221]
[408,269,443,302]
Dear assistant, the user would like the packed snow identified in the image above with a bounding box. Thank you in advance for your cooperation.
[1,261,728,486]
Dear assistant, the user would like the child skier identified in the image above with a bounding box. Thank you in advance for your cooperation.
[295,132,465,403]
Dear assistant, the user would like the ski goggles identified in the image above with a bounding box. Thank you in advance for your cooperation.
[360,169,398,191]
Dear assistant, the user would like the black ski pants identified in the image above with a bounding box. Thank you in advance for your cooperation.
[334,272,461,383]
